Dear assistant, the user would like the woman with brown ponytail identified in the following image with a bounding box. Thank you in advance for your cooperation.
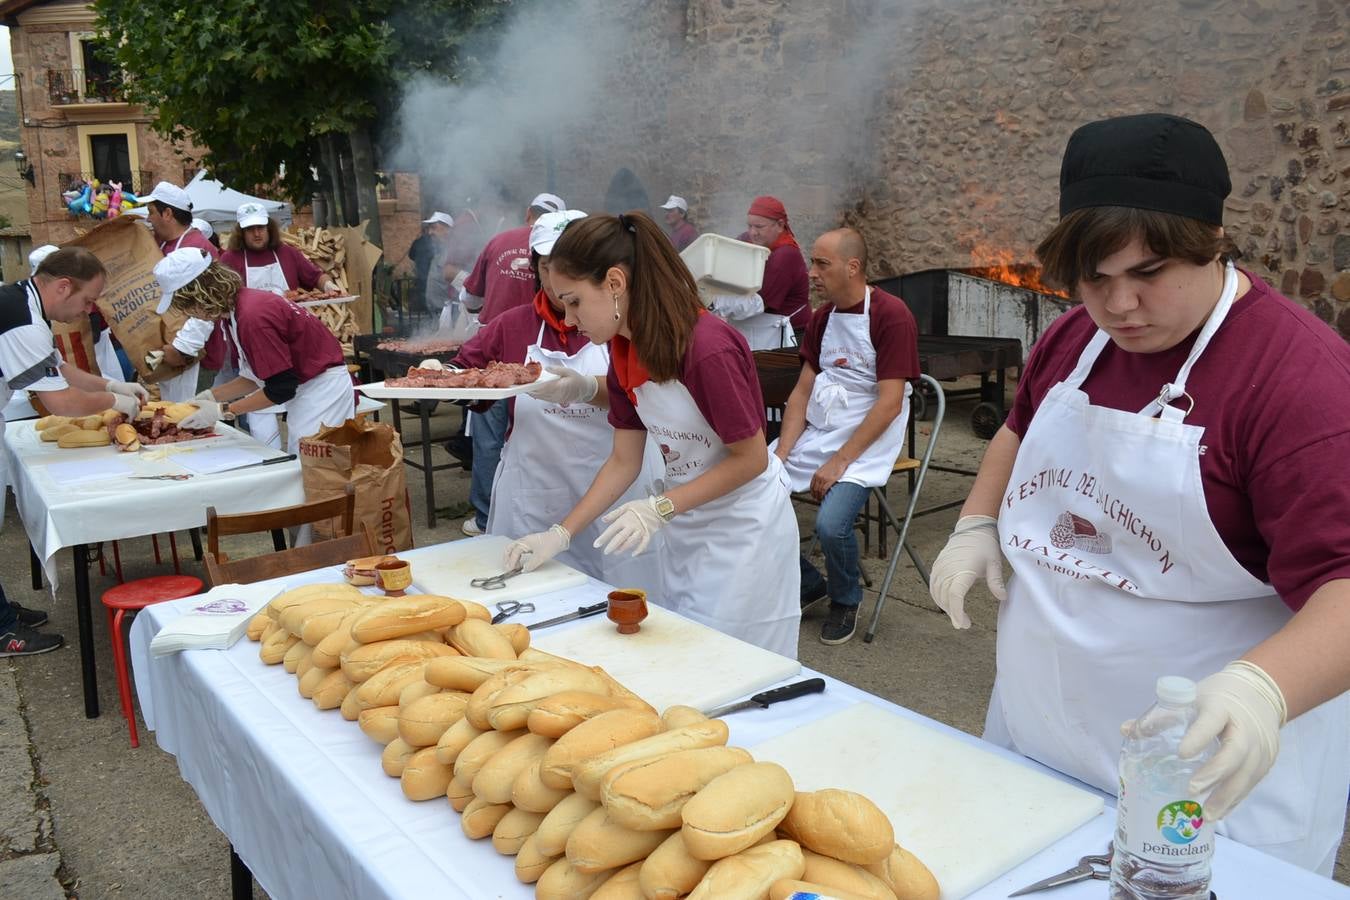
[502,211,801,658]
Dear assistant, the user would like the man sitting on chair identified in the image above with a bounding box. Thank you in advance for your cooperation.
[770,228,919,646]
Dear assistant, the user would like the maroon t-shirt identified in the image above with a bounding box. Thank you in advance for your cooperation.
[800,287,920,381]
[463,225,536,324]
[608,314,766,446]
[220,244,325,291]
[669,221,698,252]
[760,243,811,330]
[230,288,344,382]
[1006,271,1350,611]
[160,229,219,260]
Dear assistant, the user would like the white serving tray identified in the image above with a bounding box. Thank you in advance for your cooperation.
[357,369,557,401]
[681,233,769,294]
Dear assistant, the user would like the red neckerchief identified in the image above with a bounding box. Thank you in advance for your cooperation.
[610,309,707,404]
[532,289,573,348]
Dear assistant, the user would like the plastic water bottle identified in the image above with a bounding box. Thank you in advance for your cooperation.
[1110,676,1217,900]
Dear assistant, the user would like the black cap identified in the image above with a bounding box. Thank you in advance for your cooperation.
[1058,113,1231,225]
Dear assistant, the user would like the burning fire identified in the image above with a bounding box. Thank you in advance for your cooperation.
[966,245,1070,298]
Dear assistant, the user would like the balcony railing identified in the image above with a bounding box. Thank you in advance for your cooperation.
[47,68,125,106]
[58,170,154,196]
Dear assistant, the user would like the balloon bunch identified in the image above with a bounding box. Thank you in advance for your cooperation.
[61,179,144,219]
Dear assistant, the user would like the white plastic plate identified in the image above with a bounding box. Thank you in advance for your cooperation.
[357,369,558,401]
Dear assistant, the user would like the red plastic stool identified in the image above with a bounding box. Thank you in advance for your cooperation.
[101,574,203,747]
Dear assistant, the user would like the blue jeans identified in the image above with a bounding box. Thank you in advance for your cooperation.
[799,480,871,609]
[470,400,509,529]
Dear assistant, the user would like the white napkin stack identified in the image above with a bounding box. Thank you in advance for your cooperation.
[149,582,278,656]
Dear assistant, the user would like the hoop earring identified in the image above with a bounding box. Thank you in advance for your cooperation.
[612,293,621,322]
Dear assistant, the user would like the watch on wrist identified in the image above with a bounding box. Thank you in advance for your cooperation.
[653,495,676,522]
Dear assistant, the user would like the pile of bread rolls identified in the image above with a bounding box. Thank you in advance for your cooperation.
[36,411,119,448]
[246,587,938,900]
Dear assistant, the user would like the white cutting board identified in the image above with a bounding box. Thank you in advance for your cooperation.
[532,602,800,713]
[410,536,588,604]
[751,702,1104,900]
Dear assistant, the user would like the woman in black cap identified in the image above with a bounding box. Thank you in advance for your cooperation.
[928,113,1350,872]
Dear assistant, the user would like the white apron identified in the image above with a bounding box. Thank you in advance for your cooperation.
[631,377,800,658]
[241,250,289,448]
[730,312,798,351]
[94,330,122,381]
[158,232,208,402]
[774,289,910,491]
[486,322,664,595]
[987,263,1350,873]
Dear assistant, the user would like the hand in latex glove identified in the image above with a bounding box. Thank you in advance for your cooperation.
[503,524,571,573]
[928,515,1007,629]
[594,496,667,556]
[179,399,222,431]
[1180,660,1286,821]
[107,379,149,403]
[192,389,217,406]
[528,366,598,406]
[110,393,141,418]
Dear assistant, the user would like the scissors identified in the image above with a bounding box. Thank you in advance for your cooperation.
[490,600,536,624]
[128,473,193,481]
[470,566,525,591]
[1008,847,1111,896]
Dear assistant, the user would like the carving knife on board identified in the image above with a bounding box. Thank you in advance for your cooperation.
[704,678,826,718]
[524,601,609,631]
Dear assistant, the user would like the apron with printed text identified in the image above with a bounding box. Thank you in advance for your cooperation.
[776,289,911,491]
[631,378,800,658]
[240,251,289,446]
[988,263,1350,873]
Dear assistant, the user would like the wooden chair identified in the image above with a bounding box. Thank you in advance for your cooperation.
[206,484,357,564]
[204,523,376,587]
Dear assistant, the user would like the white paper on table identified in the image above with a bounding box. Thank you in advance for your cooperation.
[45,457,133,486]
[177,447,266,475]
[149,582,279,656]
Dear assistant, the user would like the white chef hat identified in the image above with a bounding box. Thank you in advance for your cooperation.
[659,195,688,212]
[143,181,193,212]
[191,218,215,239]
[28,244,59,273]
[235,202,269,229]
[529,193,565,214]
[421,211,454,228]
[529,210,587,257]
[153,247,212,314]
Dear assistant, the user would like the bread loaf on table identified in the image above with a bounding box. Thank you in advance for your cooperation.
[565,806,673,874]
[458,598,493,622]
[864,844,939,900]
[357,705,402,745]
[640,832,714,900]
[311,669,355,709]
[279,595,359,635]
[571,719,730,801]
[445,774,475,812]
[601,745,754,830]
[492,806,548,855]
[512,757,572,813]
[350,595,466,643]
[298,664,335,699]
[398,691,469,747]
[340,638,456,683]
[298,596,376,645]
[401,746,455,800]
[487,666,613,731]
[541,708,664,790]
[800,849,898,900]
[76,414,105,430]
[535,857,615,900]
[680,762,796,860]
[447,617,517,659]
[35,415,70,430]
[660,705,710,730]
[424,655,522,692]
[259,631,299,665]
[281,638,310,673]
[435,716,486,766]
[310,607,368,668]
[340,683,364,720]
[497,621,531,655]
[461,796,513,840]
[381,737,416,777]
[527,691,642,739]
[779,788,895,866]
[397,679,441,709]
[113,422,140,452]
[294,648,318,681]
[354,658,432,710]
[588,860,645,900]
[770,879,874,900]
[465,665,543,729]
[473,732,554,804]
[534,792,601,857]
[686,839,806,900]
[266,582,363,619]
[245,611,271,641]
[39,423,77,441]
[453,728,525,785]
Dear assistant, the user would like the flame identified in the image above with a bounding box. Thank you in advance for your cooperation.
[965,245,1070,298]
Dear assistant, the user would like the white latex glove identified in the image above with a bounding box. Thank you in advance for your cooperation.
[504,524,572,573]
[179,399,222,431]
[110,393,140,418]
[528,366,599,406]
[107,379,149,403]
[928,515,1007,629]
[594,496,667,556]
[1181,660,1286,821]
[144,350,165,370]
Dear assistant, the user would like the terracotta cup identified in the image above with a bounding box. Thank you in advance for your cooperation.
[375,558,412,596]
[607,589,648,634]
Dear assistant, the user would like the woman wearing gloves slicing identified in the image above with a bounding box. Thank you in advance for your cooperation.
[504,211,800,658]
[152,248,353,456]
[928,113,1350,873]
[454,209,663,592]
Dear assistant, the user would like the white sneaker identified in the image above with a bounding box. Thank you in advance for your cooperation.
[461,518,483,536]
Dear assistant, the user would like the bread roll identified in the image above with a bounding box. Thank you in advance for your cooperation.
[310,607,367,668]
[515,833,558,883]
[512,758,572,813]
[58,428,112,448]
[281,638,310,673]
[572,719,730,801]
[680,762,795,860]
[535,793,601,857]
[864,844,939,900]
[398,690,469,747]
[401,746,455,800]
[779,789,895,866]
[76,414,105,430]
[589,860,644,899]
[381,737,416,777]
[466,665,542,729]
[266,582,363,618]
[162,402,197,423]
[35,415,70,430]
[528,691,641,738]
[535,857,614,900]
[601,746,754,830]
[461,796,513,840]
[259,631,299,665]
[297,664,335,699]
[661,705,710,730]
[245,611,271,642]
[566,807,673,874]
[686,840,806,900]
[279,595,358,634]
[800,849,897,900]
[434,716,486,766]
[488,666,613,731]
[101,409,123,426]
[350,595,466,643]
[640,832,714,900]
[541,708,664,791]
[398,678,442,709]
[340,683,363,720]
[424,655,521,691]
[358,705,402,744]
[498,621,531,654]
[492,807,548,855]
[113,423,140,452]
[311,669,355,709]
[453,728,525,785]
[340,638,454,682]
[459,599,492,622]
[354,658,430,710]
[770,879,875,900]
[448,617,517,659]
[294,649,318,681]
[473,732,554,804]
[445,774,475,812]
[39,423,77,441]
[298,596,375,645]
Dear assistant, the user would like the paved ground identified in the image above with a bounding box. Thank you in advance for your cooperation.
[0,382,1345,897]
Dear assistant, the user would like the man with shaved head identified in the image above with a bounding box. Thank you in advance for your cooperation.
[770,228,920,644]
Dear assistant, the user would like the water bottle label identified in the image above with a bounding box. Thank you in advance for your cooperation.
[1119,789,1214,864]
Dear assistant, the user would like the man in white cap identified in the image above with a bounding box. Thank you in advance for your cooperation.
[659,195,698,251]
[457,191,564,536]
[419,211,456,319]
[142,181,220,403]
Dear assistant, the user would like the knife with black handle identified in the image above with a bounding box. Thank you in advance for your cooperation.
[703,677,826,718]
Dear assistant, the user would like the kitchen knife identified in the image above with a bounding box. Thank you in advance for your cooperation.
[704,677,826,718]
[213,453,298,475]
[524,601,609,631]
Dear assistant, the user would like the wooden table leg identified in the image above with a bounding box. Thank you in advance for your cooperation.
[72,543,99,718]
[230,845,252,899]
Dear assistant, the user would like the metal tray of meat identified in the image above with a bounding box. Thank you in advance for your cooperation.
[357,369,558,401]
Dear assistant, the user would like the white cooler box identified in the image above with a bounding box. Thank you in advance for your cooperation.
[681,234,769,295]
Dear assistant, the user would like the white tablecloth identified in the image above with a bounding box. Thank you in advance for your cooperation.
[128,546,1350,900]
[2,421,306,588]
